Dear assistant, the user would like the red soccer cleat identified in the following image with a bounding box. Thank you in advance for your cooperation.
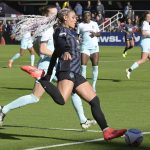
[20,65,45,79]
[103,128,127,141]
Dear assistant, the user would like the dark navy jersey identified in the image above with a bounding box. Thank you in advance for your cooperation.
[47,26,81,75]
[125,24,134,39]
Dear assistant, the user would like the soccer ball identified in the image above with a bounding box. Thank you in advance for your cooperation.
[124,129,143,146]
[128,28,133,32]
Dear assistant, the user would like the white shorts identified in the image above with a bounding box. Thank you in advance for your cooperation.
[80,45,99,56]
[36,56,57,83]
[140,39,150,53]
[21,38,33,50]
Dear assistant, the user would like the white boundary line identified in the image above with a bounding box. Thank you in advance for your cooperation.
[25,138,103,150]
[143,132,150,135]
[25,131,150,150]
[6,126,102,133]
[43,128,102,133]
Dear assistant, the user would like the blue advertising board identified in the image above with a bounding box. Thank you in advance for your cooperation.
[99,32,141,46]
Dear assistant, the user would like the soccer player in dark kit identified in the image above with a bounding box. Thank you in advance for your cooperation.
[37,8,127,141]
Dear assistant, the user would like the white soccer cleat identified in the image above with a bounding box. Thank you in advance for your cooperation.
[0,106,5,126]
[122,52,127,58]
[81,119,97,129]
[122,53,126,58]
[126,68,131,79]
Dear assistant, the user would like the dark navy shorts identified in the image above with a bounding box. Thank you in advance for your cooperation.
[125,34,134,41]
[56,71,87,93]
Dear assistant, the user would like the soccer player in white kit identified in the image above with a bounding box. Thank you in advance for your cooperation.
[0,6,96,129]
[8,31,35,68]
[77,11,100,91]
[126,11,150,79]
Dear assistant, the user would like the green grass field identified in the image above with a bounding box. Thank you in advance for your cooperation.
[0,45,150,150]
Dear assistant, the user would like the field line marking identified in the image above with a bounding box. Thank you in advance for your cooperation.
[46,128,102,133]
[25,138,102,150]
[143,132,150,135]
[100,59,134,62]
[6,125,102,133]
[32,127,102,133]
[25,131,150,150]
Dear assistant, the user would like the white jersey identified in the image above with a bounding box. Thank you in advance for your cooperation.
[77,20,100,49]
[37,27,56,81]
[22,31,32,39]
[140,21,150,52]
[141,21,150,39]
[40,27,54,52]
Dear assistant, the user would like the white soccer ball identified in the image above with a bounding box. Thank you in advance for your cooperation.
[128,28,133,32]
[124,129,143,146]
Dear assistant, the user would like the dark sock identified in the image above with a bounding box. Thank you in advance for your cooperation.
[39,79,65,105]
[89,96,108,130]
[128,68,132,72]
[123,47,128,53]
[123,46,133,54]
[128,46,133,49]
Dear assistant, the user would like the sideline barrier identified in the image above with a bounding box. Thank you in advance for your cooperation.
[99,32,141,46]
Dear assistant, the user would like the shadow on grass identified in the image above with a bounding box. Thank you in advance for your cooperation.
[4,124,85,133]
[1,67,8,68]
[0,133,21,140]
[99,78,122,82]
[88,77,150,83]
[0,132,149,150]
[0,132,85,142]
[1,125,149,149]
[0,131,99,143]
[1,87,32,91]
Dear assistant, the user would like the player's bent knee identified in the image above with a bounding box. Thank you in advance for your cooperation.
[30,94,39,103]
[89,96,100,106]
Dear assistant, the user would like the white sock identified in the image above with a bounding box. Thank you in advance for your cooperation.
[50,67,56,82]
[71,93,87,124]
[92,66,98,91]
[130,62,139,71]
[81,65,87,78]
[31,54,35,66]
[2,94,39,114]
[11,53,21,61]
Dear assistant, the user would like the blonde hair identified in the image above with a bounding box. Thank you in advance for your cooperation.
[57,8,74,23]
[13,14,57,41]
